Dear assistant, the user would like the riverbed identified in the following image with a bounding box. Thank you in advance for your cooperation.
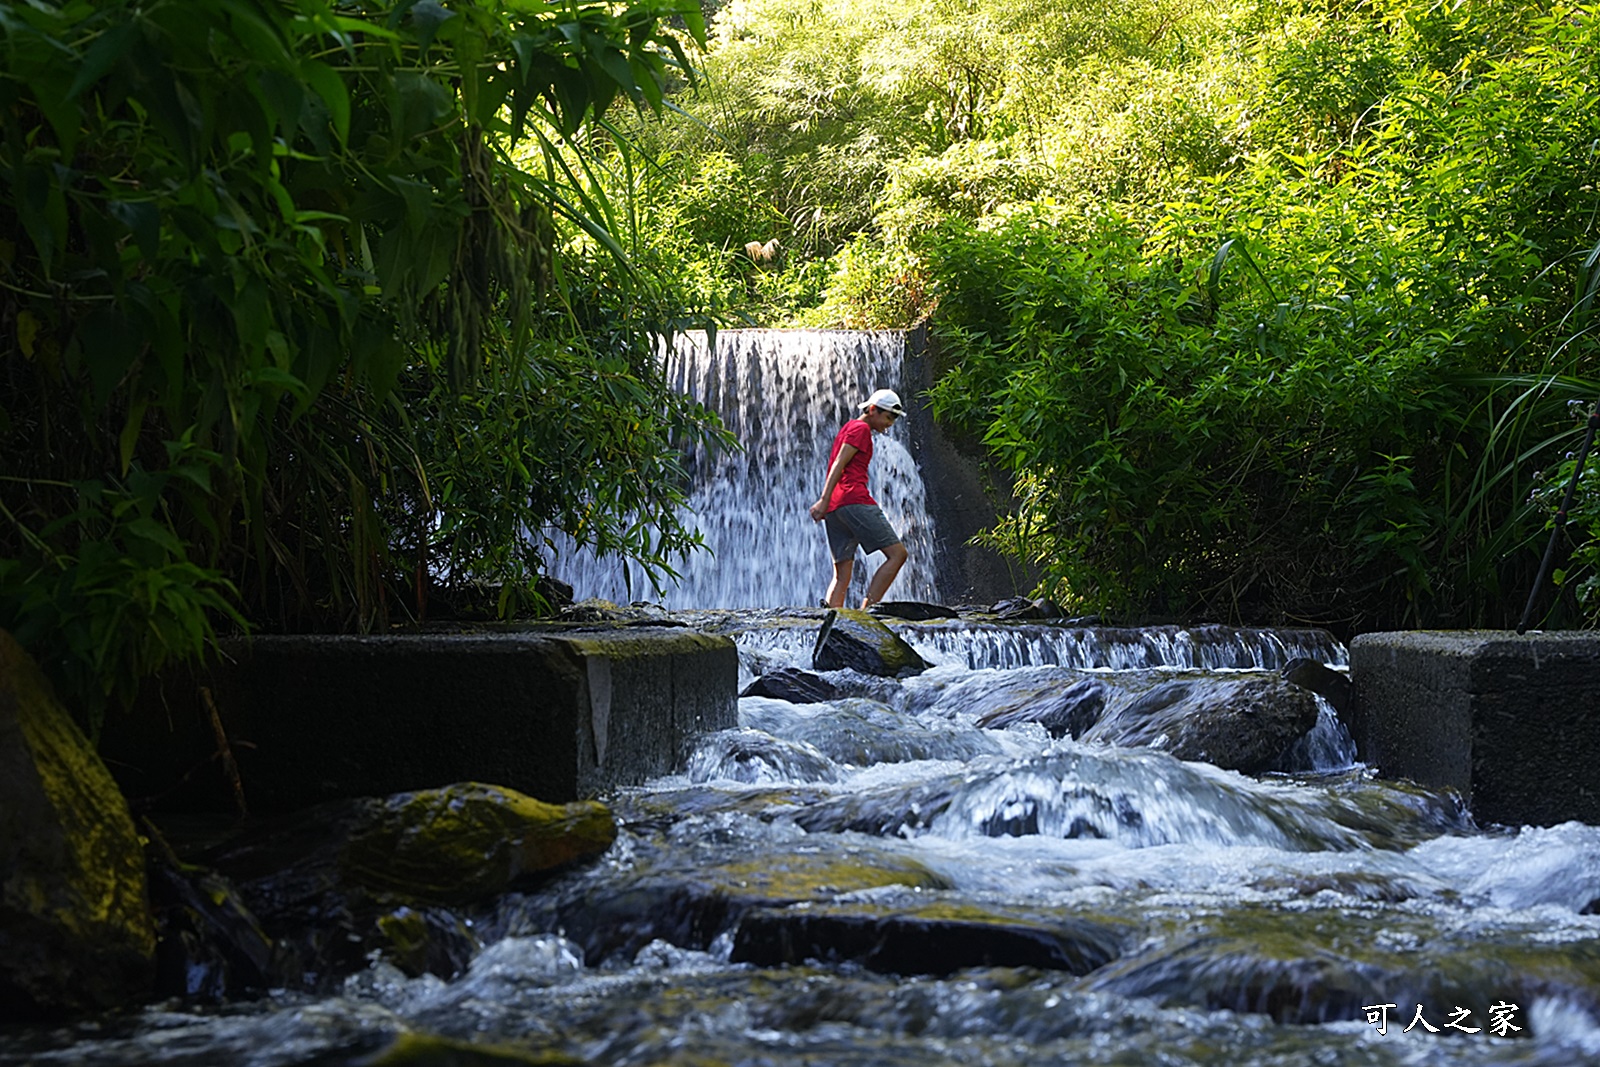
[5,620,1600,1066]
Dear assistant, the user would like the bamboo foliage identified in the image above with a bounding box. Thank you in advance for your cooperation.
[0,0,730,728]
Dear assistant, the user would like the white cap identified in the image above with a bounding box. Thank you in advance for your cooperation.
[861,388,907,417]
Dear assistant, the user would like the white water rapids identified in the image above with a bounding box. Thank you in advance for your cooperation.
[16,620,1600,1067]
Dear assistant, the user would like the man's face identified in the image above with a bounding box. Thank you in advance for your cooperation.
[864,406,899,433]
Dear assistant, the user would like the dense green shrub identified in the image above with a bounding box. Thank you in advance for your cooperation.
[0,0,729,727]
[925,1,1600,630]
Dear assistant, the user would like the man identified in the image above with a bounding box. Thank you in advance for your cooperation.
[809,387,909,609]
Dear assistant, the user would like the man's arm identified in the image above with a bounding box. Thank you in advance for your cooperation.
[809,444,857,521]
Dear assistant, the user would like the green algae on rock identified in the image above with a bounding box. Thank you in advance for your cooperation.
[185,783,618,987]
[0,630,156,1019]
[812,609,929,677]
[342,783,617,904]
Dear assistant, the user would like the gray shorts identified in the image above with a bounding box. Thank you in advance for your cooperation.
[824,504,901,562]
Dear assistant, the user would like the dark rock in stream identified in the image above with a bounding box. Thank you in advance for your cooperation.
[991,597,1063,620]
[870,601,960,621]
[812,608,929,677]
[740,667,840,703]
[1281,657,1352,718]
[1083,901,1600,1026]
[1085,676,1320,774]
[0,631,156,1021]
[189,782,617,990]
[499,838,953,966]
[976,677,1109,739]
[730,904,1128,977]
[145,824,275,1000]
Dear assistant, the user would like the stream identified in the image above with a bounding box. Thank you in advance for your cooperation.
[7,619,1600,1066]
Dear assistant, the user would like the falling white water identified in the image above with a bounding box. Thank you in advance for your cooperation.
[550,330,942,609]
[730,622,1349,673]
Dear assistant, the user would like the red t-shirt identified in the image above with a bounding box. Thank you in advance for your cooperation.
[827,418,875,510]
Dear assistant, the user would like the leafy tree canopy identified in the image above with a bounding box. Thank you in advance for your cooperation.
[628,0,1600,630]
[0,0,731,726]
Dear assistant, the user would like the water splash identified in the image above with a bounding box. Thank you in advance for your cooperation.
[551,330,942,608]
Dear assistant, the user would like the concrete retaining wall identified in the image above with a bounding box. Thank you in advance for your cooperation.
[1349,630,1600,827]
[106,627,737,813]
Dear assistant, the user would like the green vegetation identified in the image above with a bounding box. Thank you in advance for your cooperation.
[0,0,730,728]
[629,0,1600,631]
[7,0,1600,722]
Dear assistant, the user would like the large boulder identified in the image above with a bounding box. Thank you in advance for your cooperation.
[0,630,156,1019]
[812,609,929,677]
[740,667,840,704]
[197,782,617,987]
[1085,676,1320,774]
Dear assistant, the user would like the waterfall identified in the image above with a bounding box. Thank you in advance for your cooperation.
[731,622,1349,673]
[551,330,943,609]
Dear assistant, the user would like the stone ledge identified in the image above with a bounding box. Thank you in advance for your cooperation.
[106,627,737,813]
[1349,630,1600,827]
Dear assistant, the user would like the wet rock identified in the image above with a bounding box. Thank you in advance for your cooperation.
[812,609,928,677]
[209,783,616,908]
[991,597,1062,620]
[731,903,1127,977]
[200,783,616,986]
[740,667,840,704]
[556,598,679,625]
[145,825,275,999]
[976,677,1109,739]
[990,597,1029,617]
[1085,902,1600,1026]
[507,840,952,965]
[1281,658,1351,719]
[536,575,575,610]
[0,630,156,1020]
[1085,676,1320,774]
[870,601,960,621]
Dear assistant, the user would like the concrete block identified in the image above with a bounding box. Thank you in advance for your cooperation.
[106,627,736,813]
[1349,630,1600,827]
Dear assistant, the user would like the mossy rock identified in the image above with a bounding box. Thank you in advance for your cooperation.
[811,609,928,677]
[197,783,617,987]
[341,783,617,904]
[0,630,156,1019]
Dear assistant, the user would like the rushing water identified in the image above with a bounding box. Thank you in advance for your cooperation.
[552,330,942,608]
[11,620,1600,1067]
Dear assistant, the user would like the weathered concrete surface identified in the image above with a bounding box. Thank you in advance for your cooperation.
[1349,631,1600,827]
[106,627,736,814]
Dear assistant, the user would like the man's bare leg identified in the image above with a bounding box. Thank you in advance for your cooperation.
[860,542,907,609]
[825,558,854,608]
